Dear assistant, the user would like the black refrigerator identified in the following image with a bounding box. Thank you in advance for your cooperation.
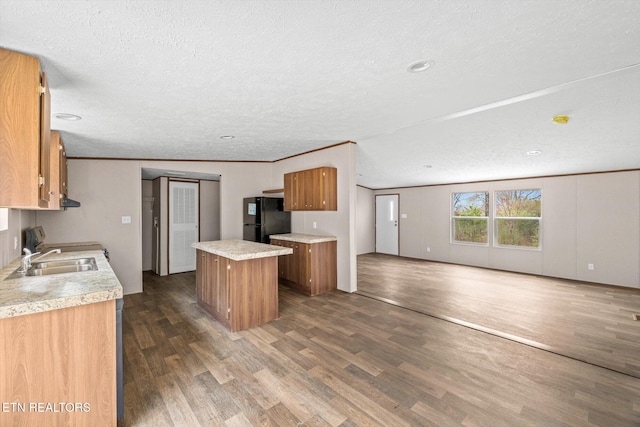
[243,197,291,243]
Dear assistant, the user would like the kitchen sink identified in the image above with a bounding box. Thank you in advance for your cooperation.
[28,262,98,276]
[30,257,96,270]
[4,257,98,280]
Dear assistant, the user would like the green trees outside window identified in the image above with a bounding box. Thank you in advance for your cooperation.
[494,189,541,248]
[452,192,489,244]
[451,189,542,249]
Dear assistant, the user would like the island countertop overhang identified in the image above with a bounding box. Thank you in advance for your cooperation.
[192,239,292,261]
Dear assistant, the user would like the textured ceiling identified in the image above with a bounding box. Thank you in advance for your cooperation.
[1,0,639,188]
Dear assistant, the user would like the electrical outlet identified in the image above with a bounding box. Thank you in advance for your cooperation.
[312,221,317,229]
[121,216,131,224]
[588,263,595,271]
[426,247,431,252]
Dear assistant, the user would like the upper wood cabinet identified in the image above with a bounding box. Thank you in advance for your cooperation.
[59,135,68,201]
[45,131,68,210]
[0,48,51,209]
[284,166,337,211]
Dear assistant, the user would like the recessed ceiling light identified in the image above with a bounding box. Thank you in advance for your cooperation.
[526,150,542,156]
[219,135,235,140]
[54,113,82,121]
[407,59,435,73]
[552,115,570,124]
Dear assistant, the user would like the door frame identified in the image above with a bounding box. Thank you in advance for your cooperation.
[168,178,201,274]
[375,193,400,256]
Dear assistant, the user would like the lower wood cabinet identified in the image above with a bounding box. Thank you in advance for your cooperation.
[0,300,116,426]
[196,250,229,323]
[196,249,279,332]
[271,239,337,296]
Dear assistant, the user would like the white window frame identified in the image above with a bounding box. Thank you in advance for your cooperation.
[493,189,542,250]
[451,191,490,246]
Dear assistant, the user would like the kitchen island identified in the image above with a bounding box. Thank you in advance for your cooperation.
[192,240,292,332]
[0,249,123,427]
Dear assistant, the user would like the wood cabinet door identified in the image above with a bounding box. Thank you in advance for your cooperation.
[45,131,61,209]
[196,250,207,303]
[272,239,288,280]
[303,168,320,210]
[288,241,299,284]
[59,137,68,199]
[0,48,45,208]
[215,256,230,320]
[196,250,223,314]
[297,243,311,292]
[320,167,337,210]
[284,173,295,211]
[38,72,51,207]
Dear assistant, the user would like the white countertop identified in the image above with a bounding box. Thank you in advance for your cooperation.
[192,240,293,261]
[0,250,123,319]
[270,233,337,244]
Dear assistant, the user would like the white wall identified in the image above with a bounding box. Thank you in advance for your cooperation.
[365,170,640,288]
[272,143,358,292]
[356,186,374,254]
[200,180,220,241]
[35,160,143,294]
[0,209,35,268]
[34,159,275,294]
[11,142,358,294]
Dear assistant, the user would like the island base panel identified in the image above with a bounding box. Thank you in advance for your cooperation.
[197,255,279,332]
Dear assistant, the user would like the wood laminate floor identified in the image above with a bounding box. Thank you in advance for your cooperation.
[357,253,640,379]
[119,267,640,426]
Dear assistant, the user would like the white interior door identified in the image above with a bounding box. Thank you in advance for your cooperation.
[169,181,199,273]
[376,194,399,255]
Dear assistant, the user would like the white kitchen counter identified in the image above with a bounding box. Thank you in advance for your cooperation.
[0,249,123,319]
[192,239,292,261]
[270,233,337,244]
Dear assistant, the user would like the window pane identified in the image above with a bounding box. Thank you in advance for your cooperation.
[496,219,540,247]
[453,218,488,244]
[452,192,489,216]
[495,189,541,218]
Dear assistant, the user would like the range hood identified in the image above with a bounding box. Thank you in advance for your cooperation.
[60,197,81,209]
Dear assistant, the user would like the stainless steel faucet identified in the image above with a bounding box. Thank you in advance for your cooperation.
[20,248,62,272]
